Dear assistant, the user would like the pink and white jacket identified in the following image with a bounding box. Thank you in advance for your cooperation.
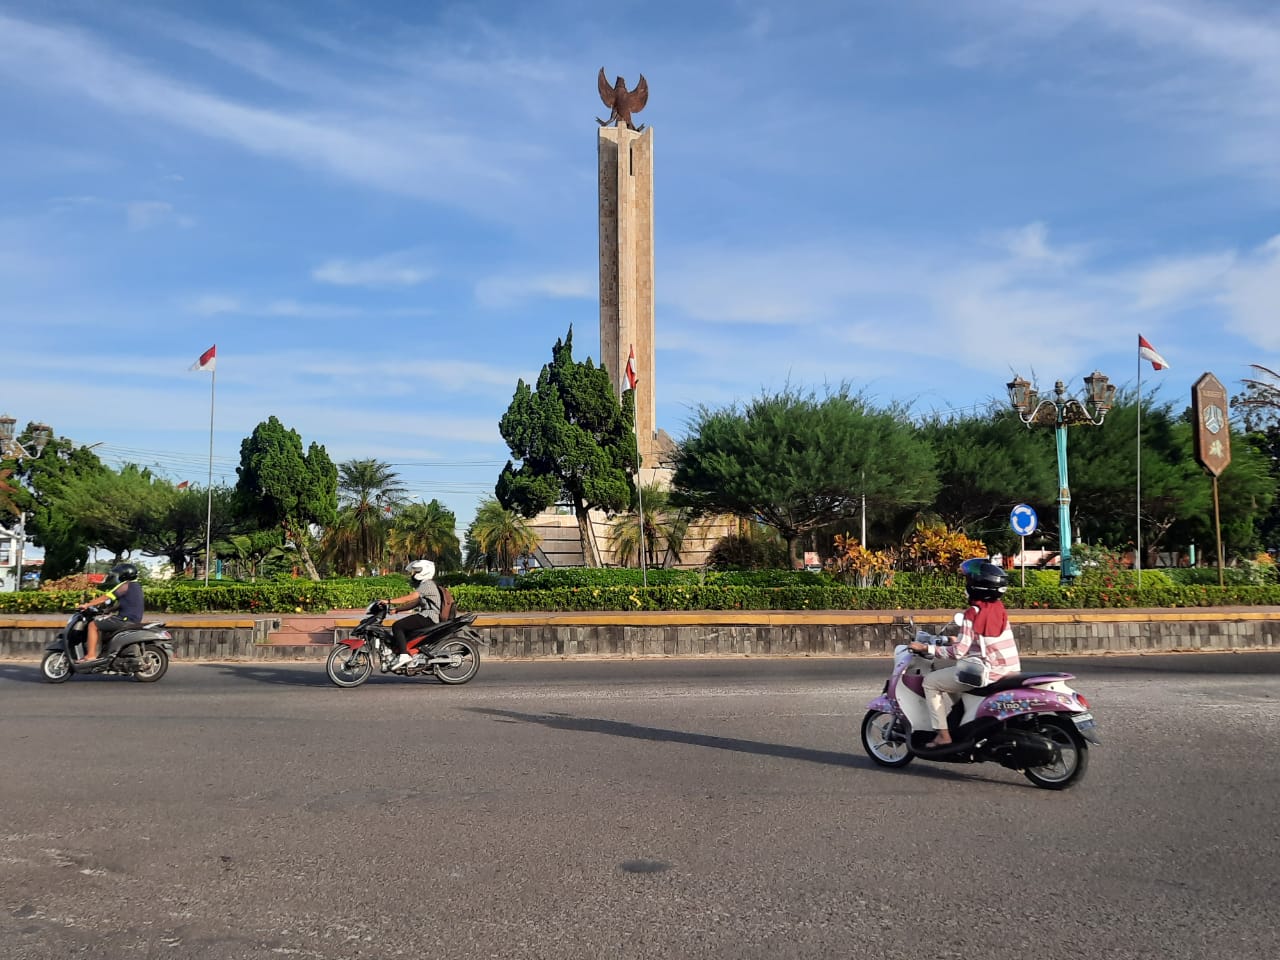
[932,600,1021,681]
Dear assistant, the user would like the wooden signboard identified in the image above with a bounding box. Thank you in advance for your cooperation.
[1192,373,1231,477]
[1191,372,1230,585]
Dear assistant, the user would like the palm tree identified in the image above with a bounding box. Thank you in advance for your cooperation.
[608,481,689,569]
[388,499,462,572]
[466,498,540,574]
[324,459,407,575]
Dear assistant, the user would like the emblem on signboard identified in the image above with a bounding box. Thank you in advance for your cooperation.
[1202,404,1224,435]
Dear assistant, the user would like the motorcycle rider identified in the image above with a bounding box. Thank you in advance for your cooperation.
[77,562,145,664]
[382,559,443,671]
[908,558,1021,748]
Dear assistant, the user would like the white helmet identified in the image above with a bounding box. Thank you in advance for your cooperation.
[406,559,435,582]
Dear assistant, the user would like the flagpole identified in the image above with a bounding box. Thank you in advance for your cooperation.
[204,365,215,587]
[1136,341,1142,589]
[632,384,648,587]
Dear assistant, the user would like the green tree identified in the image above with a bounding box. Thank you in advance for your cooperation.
[219,528,288,581]
[323,459,407,575]
[608,481,689,568]
[672,385,938,564]
[1166,420,1276,563]
[142,484,239,576]
[920,407,1055,553]
[1232,368,1280,553]
[496,327,636,566]
[3,427,108,580]
[54,462,155,561]
[234,416,337,581]
[465,498,540,574]
[1065,398,1210,559]
[387,499,461,572]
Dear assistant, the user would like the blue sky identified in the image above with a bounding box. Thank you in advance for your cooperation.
[4,0,1280,536]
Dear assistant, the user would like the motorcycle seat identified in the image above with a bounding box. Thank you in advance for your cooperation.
[972,672,1074,695]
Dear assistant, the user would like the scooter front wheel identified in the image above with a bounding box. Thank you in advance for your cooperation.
[861,710,913,768]
[41,651,72,683]
[326,645,373,688]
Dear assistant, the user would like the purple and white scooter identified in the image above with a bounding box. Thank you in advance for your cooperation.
[860,616,1100,790]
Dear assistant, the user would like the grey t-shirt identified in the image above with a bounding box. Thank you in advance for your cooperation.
[413,580,442,623]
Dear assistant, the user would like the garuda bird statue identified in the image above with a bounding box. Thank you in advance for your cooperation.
[597,68,649,131]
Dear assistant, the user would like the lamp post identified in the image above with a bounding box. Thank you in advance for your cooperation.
[1006,373,1115,585]
[0,415,54,592]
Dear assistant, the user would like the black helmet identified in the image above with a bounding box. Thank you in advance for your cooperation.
[109,562,139,584]
[961,557,1006,602]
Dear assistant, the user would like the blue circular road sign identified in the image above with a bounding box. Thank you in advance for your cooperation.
[1010,504,1038,537]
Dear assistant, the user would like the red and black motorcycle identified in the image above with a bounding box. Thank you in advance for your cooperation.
[325,600,481,688]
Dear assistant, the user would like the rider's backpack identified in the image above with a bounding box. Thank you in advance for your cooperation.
[438,584,456,622]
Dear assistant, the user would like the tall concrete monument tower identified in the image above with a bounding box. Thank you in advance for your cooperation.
[597,70,658,461]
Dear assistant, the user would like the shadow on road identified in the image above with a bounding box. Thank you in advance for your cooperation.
[210,663,332,687]
[1059,652,1280,677]
[0,662,45,684]
[470,706,875,770]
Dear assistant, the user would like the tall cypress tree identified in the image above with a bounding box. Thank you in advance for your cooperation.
[234,416,337,580]
[496,327,635,567]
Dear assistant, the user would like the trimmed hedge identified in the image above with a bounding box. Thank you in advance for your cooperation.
[3,576,1278,615]
[0,575,412,615]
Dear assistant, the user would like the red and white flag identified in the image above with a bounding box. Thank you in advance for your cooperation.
[625,345,638,391]
[1138,335,1168,371]
[190,344,217,372]
[176,480,190,490]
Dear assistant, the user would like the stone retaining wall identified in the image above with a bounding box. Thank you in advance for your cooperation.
[2,611,1277,661]
[0,620,267,660]
[474,614,1280,659]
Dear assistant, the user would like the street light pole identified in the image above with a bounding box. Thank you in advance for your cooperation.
[1007,374,1116,585]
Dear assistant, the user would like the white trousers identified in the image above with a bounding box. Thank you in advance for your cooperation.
[922,665,972,731]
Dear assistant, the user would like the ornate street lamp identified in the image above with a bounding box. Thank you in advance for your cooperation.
[0,416,52,460]
[1007,372,1113,584]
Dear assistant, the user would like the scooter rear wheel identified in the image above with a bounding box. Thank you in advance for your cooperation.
[1022,717,1089,790]
[861,710,913,768]
[432,640,479,685]
[41,651,72,684]
[133,644,169,683]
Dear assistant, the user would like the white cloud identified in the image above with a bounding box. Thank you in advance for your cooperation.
[474,271,593,308]
[0,13,547,218]
[185,295,241,316]
[999,222,1081,268]
[954,0,1280,176]
[1124,252,1235,310]
[1221,236,1280,352]
[311,252,434,289]
[126,200,189,230]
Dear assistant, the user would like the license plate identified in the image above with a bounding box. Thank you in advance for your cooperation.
[1072,713,1095,729]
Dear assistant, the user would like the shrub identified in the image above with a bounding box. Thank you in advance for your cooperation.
[825,534,895,587]
[706,530,789,570]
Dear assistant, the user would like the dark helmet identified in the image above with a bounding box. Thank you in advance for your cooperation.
[109,562,139,584]
[961,557,1006,602]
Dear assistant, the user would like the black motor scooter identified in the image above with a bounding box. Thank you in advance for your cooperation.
[41,605,174,683]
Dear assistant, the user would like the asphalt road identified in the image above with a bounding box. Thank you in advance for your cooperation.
[1,653,1278,960]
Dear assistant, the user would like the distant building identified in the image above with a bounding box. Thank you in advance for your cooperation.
[0,523,19,591]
